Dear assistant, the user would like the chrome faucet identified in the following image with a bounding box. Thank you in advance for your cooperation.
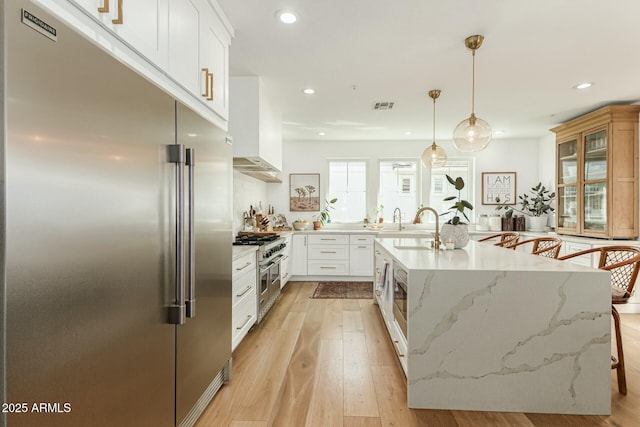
[393,207,404,231]
[413,206,441,250]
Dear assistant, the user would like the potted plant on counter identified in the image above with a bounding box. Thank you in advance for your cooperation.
[495,183,555,231]
[440,175,473,248]
[313,198,337,230]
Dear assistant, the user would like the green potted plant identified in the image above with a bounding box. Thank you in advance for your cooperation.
[440,175,473,248]
[313,198,337,230]
[376,204,384,223]
[495,183,555,231]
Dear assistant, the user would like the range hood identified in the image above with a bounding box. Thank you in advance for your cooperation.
[229,76,282,182]
[232,158,282,183]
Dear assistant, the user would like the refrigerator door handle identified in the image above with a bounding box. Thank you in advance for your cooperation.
[186,148,196,318]
[168,144,186,325]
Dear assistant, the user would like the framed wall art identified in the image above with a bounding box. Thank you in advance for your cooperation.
[290,173,320,211]
[482,172,516,205]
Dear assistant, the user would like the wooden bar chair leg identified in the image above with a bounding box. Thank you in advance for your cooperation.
[612,305,627,395]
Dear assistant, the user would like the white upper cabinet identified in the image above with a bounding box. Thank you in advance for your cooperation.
[199,4,229,120]
[168,0,200,95]
[71,0,169,68]
[56,0,232,125]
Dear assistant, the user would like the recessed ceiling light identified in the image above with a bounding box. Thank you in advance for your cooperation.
[187,133,198,137]
[318,132,326,136]
[404,131,412,135]
[574,82,593,90]
[302,88,315,95]
[276,10,298,24]
[494,130,504,135]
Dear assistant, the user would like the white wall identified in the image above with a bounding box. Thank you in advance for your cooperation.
[233,170,268,234]
[267,137,550,225]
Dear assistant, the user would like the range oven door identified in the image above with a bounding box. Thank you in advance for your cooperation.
[392,264,408,340]
[268,256,282,298]
[259,264,270,315]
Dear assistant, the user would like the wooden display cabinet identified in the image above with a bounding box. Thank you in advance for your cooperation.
[552,105,640,239]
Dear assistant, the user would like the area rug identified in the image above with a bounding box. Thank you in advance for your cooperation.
[311,281,373,299]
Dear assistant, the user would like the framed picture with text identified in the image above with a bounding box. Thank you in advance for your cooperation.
[290,173,320,211]
[482,172,516,205]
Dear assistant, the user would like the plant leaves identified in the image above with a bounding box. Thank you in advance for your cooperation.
[446,175,456,186]
[461,200,473,210]
[454,177,464,190]
[443,196,456,201]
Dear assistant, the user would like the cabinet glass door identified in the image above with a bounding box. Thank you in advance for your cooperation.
[557,186,577,230]
[583,182,607,232]
[558,139,577,184]
[584,130,607,181]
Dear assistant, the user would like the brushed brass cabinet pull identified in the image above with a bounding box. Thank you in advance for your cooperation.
[112,0,123,24]
[207,72,214,101]
[201,68,210,98]
[98,0,109,13]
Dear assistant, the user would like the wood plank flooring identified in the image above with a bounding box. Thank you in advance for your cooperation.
[197,281,640,427]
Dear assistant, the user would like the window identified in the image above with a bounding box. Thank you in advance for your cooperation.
[379,160,418,222]
[328,160,367,223]
[427,159,474,224]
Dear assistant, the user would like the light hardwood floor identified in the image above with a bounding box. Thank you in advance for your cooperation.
[197,282,640,427]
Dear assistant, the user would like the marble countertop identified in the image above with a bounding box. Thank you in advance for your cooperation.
[232,245,258,260]
[376,238,607,273]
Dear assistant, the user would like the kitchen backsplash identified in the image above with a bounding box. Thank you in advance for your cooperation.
[233,170,268,235]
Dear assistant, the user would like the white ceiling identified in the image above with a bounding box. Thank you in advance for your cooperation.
[218,0,640,143]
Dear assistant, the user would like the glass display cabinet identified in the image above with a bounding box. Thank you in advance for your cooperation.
[552,105,640,239]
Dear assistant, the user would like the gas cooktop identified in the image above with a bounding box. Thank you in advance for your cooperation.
[232,234,280,246]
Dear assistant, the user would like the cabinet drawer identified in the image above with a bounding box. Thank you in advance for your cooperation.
[350,235,374,245]
[232,292,256,351]
[232,252,256,278]
[232,268,256,306]
[308,234,349,245]
[308,260,350,276]
[563,241,592,266]
[308,245,349,260]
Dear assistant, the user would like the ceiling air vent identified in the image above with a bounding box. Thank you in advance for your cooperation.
[373,101,395,110]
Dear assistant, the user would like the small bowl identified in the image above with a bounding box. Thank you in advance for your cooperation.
[293,222,308,231]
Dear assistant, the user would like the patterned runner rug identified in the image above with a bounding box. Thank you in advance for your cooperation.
[311,281,373,299]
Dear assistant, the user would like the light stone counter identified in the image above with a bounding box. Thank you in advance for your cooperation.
[376,238,612,415]
[232,245,258,261]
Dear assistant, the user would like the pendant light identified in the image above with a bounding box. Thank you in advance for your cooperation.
[421,89,447,168]
[452,35,492,152]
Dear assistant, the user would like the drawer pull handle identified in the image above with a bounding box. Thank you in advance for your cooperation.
[283,272,289,278]
[375,290,382,297]
[375,251,381,255]
[320,251,337,254]
[320,266,337,269]
[282,255,289,261]
[393,340,405,357]
[320,238,336,241]
[236,286,252,298]
[112,0,123,24]
[201,68,210,98]
[235,261,251,271]
[357,246,367,249]
[97,0,109,13]
[357,238,367,241]
[236,315,252,330]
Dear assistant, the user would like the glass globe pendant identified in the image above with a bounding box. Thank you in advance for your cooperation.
[453,35,492,152]
[421,89,447,167]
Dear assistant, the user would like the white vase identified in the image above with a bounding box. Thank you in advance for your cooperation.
[440,223,470,248]
[528,215,547,232]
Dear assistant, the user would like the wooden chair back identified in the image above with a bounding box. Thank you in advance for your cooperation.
[478,232,520,248]
[558,246,640,302]
[509,237,563,259]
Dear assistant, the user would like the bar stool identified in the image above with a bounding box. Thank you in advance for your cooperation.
[477,232,520,248]
[509,237,563,258]
[558,245,640,395]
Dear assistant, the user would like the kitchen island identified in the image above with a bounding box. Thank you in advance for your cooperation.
[375,237,611,415]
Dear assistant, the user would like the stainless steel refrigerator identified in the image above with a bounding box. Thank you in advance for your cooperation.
[0,1,232,426]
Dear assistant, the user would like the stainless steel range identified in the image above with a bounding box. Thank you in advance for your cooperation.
[233,234,287,322]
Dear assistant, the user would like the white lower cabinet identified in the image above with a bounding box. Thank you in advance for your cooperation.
[308,234,350,275]
[281,234,292,287]
[291,234,308,276]
[231,251,257,351]
[350,235,374,276]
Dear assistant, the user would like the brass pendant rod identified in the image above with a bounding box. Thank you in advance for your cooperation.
[471,49,476,116]
[433,96,436,144]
